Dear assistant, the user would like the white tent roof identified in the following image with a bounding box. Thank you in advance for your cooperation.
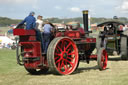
[0,36,15,45]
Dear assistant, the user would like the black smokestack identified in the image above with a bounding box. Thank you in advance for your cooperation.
[83,10,89,32]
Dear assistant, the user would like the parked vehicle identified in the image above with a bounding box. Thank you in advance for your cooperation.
[97,21,128,60]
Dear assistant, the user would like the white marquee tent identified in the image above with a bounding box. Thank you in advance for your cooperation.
[0,36,15,45]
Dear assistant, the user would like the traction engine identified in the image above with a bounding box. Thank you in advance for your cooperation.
[13,10,108,75]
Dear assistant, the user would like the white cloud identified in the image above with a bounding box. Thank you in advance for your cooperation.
[0,0,39,4]
[32,0,39,9]
[116,0,128,13]
[55,6,62,10]
[0,0,39,10]
[121,1,128,10]
[69,7,81,12]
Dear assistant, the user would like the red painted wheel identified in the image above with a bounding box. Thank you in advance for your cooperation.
[47,37,79,75]
[97,48,108,70]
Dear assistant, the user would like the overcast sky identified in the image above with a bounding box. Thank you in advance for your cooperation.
[0,0,128,19]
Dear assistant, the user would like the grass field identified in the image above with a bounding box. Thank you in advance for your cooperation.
[0,49,128,85]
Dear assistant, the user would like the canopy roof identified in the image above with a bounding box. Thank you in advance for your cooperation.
[97,21,125,27]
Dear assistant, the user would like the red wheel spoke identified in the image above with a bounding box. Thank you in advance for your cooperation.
[57,45,62,52]
[60,60,64,69]
[55,53,61,56]
[61,41,63,47]
[57,62,61,69]
[64,59,74,67]
[62,41,66,51]
[64,45,66,52]
[55,58,61,64]
[55,48,59,53]
[60,40,64,50]
[65,61,69,70]
[65,42,72,49]
[67,56,73,60]
[68,52,75,55]
[54,56,59,60]
[63,64,68,72]
[66,47,72,53]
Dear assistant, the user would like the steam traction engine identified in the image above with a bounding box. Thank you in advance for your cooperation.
[13,10,108,75]
[97,21,128,60]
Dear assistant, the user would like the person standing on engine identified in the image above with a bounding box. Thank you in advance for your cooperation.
[35,15,44,41]
[42,21,53,54]
[36,15,44,32]
[35,15,44,52]
[18,11,36,30]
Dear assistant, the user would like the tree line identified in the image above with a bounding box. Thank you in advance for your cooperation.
[46,17,128,24]
[0,17,21,27]
[0,16,128,27]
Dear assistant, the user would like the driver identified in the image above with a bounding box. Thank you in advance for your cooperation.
[104,24,114,35]
[108,24,114,34]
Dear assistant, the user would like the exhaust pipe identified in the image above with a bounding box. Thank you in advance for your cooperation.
[83,10,89,35]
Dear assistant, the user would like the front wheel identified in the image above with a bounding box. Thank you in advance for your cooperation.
[97,48,108,70]
[47,37,79,75]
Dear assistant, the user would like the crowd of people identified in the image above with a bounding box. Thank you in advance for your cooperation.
[0,42,16,50]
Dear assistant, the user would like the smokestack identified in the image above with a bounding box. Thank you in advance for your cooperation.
[83,10,89,33]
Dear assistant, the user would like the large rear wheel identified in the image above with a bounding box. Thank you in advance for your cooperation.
[97,48,108,70]
[47,37,79,75]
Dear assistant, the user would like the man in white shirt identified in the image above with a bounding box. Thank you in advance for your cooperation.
[36,15,44,32]
[35,15,44,52]
[35,15,44,41]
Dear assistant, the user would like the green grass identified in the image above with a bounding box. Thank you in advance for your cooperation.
[0,49,19,73]
[0,49,128,85]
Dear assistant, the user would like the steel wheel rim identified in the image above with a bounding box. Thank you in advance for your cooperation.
[101,50,107,70]
[54,38,78,75]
